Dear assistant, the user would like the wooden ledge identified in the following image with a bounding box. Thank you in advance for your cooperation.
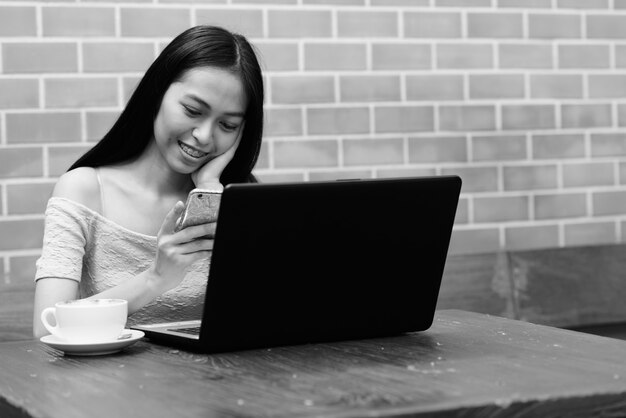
[438,243,626,329]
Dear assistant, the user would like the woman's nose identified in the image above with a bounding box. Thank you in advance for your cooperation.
[192,120,214,145]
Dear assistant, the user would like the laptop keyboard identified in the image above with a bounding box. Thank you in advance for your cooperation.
[170,326,201,336]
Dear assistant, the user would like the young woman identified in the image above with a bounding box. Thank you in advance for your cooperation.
[33,25,264,338]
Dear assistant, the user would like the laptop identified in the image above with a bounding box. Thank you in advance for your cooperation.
[132,175,462,353]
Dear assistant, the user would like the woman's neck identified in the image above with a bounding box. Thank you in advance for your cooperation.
[122,142,194,197]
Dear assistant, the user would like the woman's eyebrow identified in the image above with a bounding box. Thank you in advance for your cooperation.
[184,94,245,117]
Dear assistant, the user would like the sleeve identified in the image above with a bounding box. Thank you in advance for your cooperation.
[35,199,90,283]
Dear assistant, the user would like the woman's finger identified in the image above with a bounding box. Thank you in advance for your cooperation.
[178,250,213,266]
[177,238,214,255]
[173,222,217,242]
[159,201,185,236]
[192,123,245,186]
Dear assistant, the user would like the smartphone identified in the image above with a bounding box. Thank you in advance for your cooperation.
[176,188,222,232]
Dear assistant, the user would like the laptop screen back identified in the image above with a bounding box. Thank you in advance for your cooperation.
[196,176,461,352]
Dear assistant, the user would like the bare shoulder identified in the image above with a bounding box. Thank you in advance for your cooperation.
[52,167,102,212]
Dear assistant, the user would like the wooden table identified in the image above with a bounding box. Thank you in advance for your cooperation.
[2,310,626,418]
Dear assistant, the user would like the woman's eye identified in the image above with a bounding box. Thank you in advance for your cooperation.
[183,105,201,117]
[221,122,238,132]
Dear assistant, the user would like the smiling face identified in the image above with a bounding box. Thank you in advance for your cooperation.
[152,67,247,175]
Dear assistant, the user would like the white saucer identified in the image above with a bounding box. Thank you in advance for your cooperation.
[40,329,144,356]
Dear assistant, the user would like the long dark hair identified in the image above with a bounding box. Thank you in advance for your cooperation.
[70,25,263,184]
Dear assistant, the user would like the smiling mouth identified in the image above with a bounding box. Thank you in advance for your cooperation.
[178,141,208,159]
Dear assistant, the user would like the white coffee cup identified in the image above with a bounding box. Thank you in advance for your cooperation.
[40,299,128,343]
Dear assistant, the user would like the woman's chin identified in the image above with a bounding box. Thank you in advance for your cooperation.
[166,158,200,175]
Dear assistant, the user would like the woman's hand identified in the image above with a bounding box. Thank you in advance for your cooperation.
[191,124,244,189]
[147,202,216,293]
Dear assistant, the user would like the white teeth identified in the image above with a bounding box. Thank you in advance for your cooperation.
[179,142,207,158]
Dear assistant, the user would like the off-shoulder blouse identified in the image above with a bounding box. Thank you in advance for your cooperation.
[35,197,207,326]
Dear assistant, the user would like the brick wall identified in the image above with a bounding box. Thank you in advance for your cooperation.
[2,1,626,287]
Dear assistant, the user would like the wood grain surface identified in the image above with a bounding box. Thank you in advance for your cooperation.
[2,310,626,418]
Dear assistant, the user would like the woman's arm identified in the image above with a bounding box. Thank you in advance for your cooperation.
[33,169,214,338]
[33,278,78,338]
[32,270,164,339]
[33,201,214,338]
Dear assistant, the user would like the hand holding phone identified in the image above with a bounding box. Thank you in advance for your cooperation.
[175,188,222,232]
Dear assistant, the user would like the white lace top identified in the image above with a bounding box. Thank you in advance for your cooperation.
[35,197,207,326]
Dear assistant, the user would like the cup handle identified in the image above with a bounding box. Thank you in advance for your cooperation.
[40,307,58,336]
